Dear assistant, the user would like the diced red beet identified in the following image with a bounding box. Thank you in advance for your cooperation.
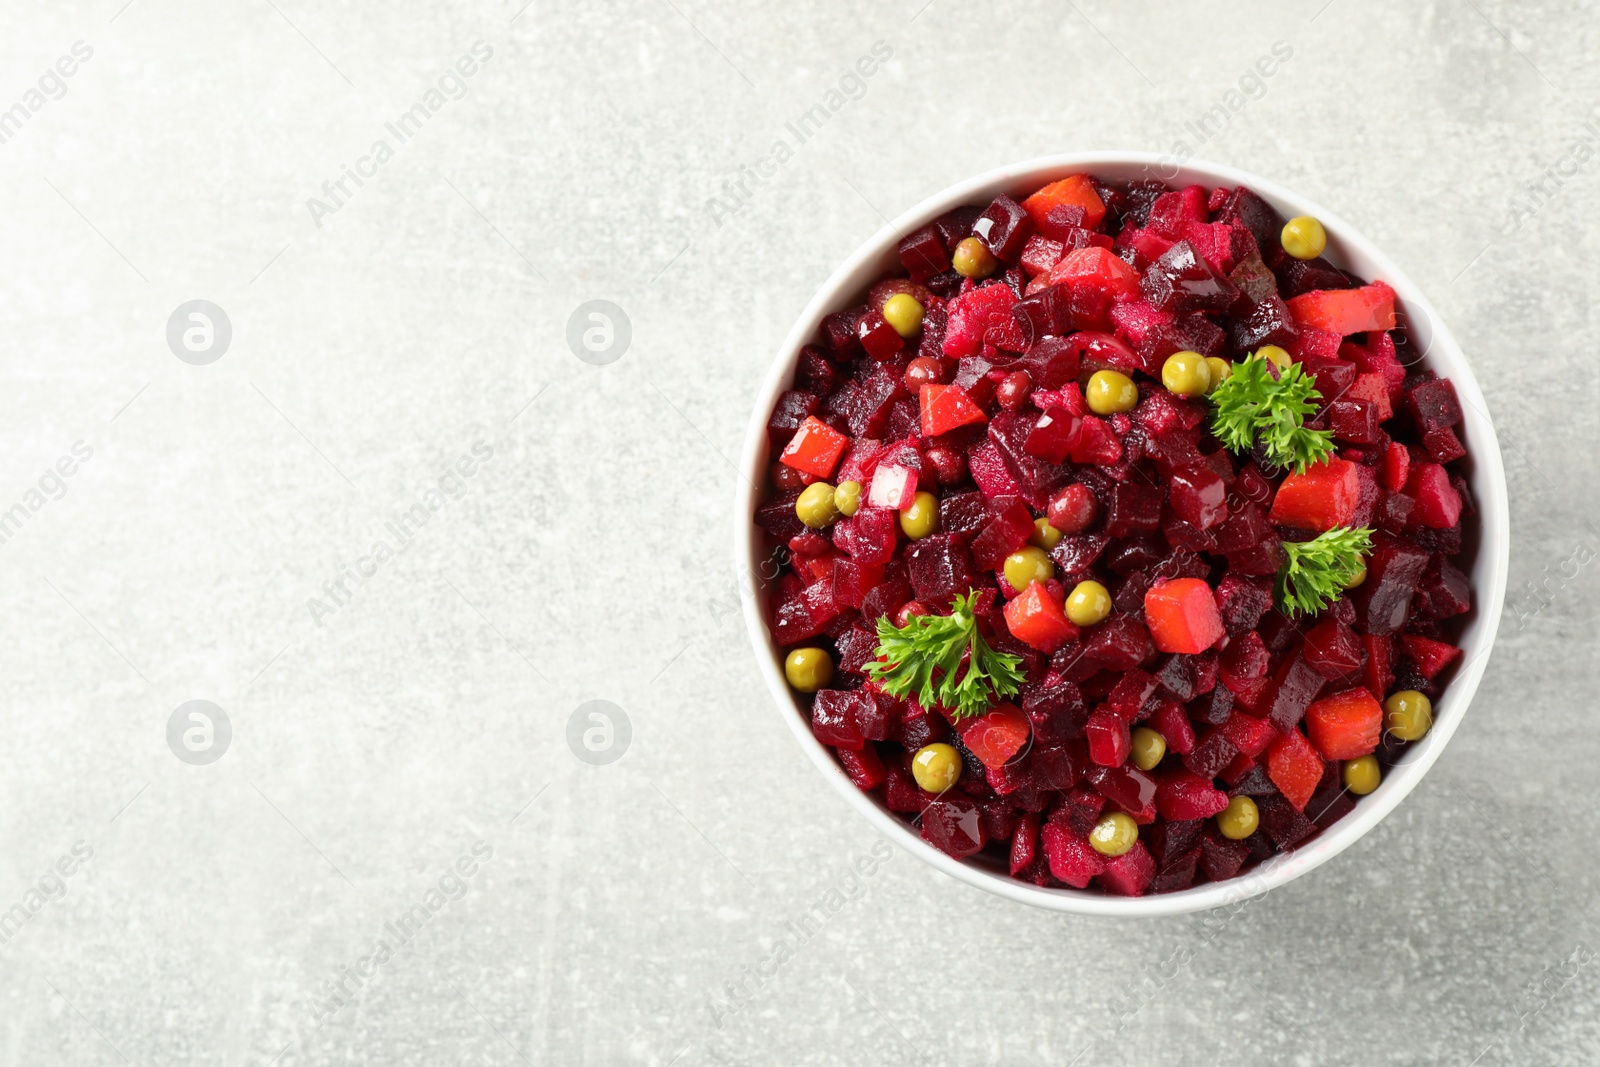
[1084,764,1157,817]
[1151,848,1202,894]
[899,225,950,281]
[1351,537,1430,635]
[833,506,899,565]
[1155,770,1230,820]
[904,535,975,602]
[1265,652,1327,732]
[1404,377,1463,433]
[1214,575,1273,637]
[836,745,886,789]
[1415,556,1472,619]
[1099,840,1157,896]
[1184,726,1238,778]
[1199,832,1250,882]
[1104,482,1164,538]
[1153,700,1197,755]
[1228,295,1299,352]
[1266,728,1322,812]
[1106,668,1159,721]
[973,193,1035,264]
[921,796,985,858]
[1258,793,1317,850]
[1009,811,1040,876]
[812,691,865,751]
[1024,407,1082,464]
[1301,616,1363,682]
[1086,710,1131,767]
[1221,710,1276,759]
[1040,822,1106,888]
[1084,614,1157,670]
[1405,463,1463,529]
[970,498,1036,570]
[1140,239,1240,314]
[1399,634,1462,680]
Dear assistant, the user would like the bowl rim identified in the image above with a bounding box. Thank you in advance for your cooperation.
[735,152,1509,916]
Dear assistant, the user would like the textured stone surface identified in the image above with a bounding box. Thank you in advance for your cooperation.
[0,1,1596,1064]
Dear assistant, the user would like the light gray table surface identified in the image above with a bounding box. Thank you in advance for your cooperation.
[1,1,1596,1064]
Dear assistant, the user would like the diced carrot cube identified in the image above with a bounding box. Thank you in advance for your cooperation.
[1266,728,1323,812]
[1143,578,1224,654]
[1304,687,1383,760]
[1021,174,1106,230]
[960,703,1032,769]
[1002,581,1080,654]
[778,416,850,479]
[1286,281,1397,336]
[919,384,988,437]
[1268,456,1360,531]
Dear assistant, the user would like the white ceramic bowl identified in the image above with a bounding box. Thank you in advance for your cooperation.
[736,153,1508,916]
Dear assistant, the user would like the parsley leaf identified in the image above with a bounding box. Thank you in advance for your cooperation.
[1210,356,1335,474]
[864,590,1025,721]
[1277,526,1375,617]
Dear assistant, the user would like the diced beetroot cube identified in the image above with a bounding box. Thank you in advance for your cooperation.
[1099,840,1157,896]
[1258,793,1317,849]
[899,225,950,281]
[1049,246,1140,301]
[966,439,1022,499]
[835,626,878,676]
[1140,239,1240,314]
[1068,414,1124,466]
[1288,324,1343,362]
[1215,575,1273,637]
[942,282,1019,359]
[1153,700,1196,755]
[1107,669,1159,722]
[1144,579,1224,655]
[1328,398,1381,444]
[1199,832,1250,882]
[836,744,886,790]
[767,390,821,451]
[1399,634,1463,680]
[1145,186,1209,239]
[1019,234,1066,278]
[1404,377,1463,433]
[850,689,895,742]
[905,535,974,601]
[1300,355,1357,402]
[1352,537,1430,635]
[1155,770,1230,821]
[988,411,1072,507]
[1020,335,1083,389]
[1266,728,1323,811]
[1228,295,1299,352]
[1025,407,1082,464]
[1265,652,1326,732]
[1269,457,1360,532]
[1286,282,1398,336]
[1184,726,1237,778]
[921,796,985,859]
[1084,763,1157,816]
[857,307,903,361]
[1361,633,1394,700]
[1009,811,1041,876]
[1086,710,1131,767]
[772,595,823,645]
[1167,465,1229,529]
[1220,710,1276,759]
[1084,614,1156,670]
[1305,687,1383,760]
[884,765,927,813]
[858,573,910,624]
[938,491,988,542]
[973,193,1035,263]
[1151,847,1201,893]
[1416,556,1472,620]
[970,499,1035,571]
[812,690,864,750]
[1380,441,1410,492]
[1040,822,1106,888]
[1220,629,1269,687]
[1301,617,1363,681]
[1346,371,1394,421]
[1104,482,1164,538]
[1423,426,1467,464]
[833,505,899,565]
[831,558,885,611]
[1003,582,1080,654]
[1110,299,1175,347]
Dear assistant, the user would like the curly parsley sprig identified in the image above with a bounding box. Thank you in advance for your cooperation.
[1277,526,1375,617]
[1210,356,1335,474]
[865,590,1024,721]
